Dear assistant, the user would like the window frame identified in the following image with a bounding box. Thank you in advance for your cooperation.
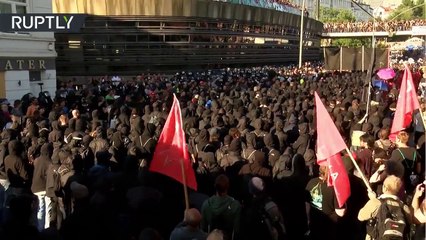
[0,0,28,14]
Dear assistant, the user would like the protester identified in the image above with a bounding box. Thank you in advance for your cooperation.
[358,175,412,240]
[0,62,422,240]
[390,131,422,195]
[170,208,208,240]
[241,177,286,240]
[305,165,346,240]
[412,182,426,240]
[201,174,241,239]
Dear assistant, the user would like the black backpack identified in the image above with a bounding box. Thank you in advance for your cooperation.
[372,198,408,240]
[260,200,287,240]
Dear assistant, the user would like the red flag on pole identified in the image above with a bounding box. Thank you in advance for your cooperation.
[315,92,350,207]
[390,65,420,141]
[150,95,197,191]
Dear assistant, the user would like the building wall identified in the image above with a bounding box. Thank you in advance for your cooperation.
[0,0,56,102]
[353,3,374,21]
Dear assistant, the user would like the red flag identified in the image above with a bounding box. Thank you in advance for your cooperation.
[326,154,351,207]
[315,92,347,160]
[315,92,350,207]
[390,66,420,141]
[150,95,197,190]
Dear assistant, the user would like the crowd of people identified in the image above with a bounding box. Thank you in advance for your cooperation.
[214,0,306,15]
[323,19,426,33]
[0,62,424,240]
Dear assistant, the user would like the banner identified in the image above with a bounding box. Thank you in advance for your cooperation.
[324,47,389,71]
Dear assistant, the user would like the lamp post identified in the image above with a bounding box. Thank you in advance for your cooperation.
[351,0,376,117]
[298,0,306,68]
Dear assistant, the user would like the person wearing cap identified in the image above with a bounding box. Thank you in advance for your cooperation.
[241,177,286,240]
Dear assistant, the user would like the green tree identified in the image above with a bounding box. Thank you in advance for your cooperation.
[320,7,356,23]
[413,0,425,18]
[321,7,367,47]
[333,38,372,48]
[388,0,424,20]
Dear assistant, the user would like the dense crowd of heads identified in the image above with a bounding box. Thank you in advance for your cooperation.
[0,62,424,240]
[323,19,426,33]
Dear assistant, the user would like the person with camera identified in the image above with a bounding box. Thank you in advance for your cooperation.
[412,181,426,240]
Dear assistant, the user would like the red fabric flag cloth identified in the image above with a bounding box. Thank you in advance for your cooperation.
[315,92,350,208]
[390,66,420,141]
[150,95,197,191]
[314,92,347,160]
[326,154,351,208]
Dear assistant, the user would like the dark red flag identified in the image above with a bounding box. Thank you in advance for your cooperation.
[390,65,420,141]
[315,92,350,207]
[150,95,197,190]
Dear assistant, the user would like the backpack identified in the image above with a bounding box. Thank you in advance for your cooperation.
[261,200,287,240]
[52,165,73,197]
[397,149,419,188]
[372,198,408,240]
[207,197,237,238]
[51,168,63,197]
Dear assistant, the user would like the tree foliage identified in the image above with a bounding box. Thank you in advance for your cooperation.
[387,0,425,20]
[332,38,372,48]
[321,7,368,47]
[320,7,356,23]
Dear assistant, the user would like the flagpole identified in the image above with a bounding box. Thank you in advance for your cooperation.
[344,147,373,192]
[298,0,306,68]
[419,110,426,132]
[180,159,190,210]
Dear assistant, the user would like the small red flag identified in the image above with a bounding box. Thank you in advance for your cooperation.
[390,65,420,141]
[315,92,350,208]
[150,95,197,190]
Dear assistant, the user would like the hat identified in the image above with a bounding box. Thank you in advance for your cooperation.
[248,177,264,196]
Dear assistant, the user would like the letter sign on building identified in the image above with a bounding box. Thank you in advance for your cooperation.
[0,58,54,71]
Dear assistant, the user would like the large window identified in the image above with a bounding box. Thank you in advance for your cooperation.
[0,0,27,14]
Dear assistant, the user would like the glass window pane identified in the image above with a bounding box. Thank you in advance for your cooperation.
[16,5,26,14]
[0,3,12,14]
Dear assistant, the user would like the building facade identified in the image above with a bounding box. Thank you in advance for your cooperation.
[0,0,57,102]
[53,0,323,77]
[352,2,374,21]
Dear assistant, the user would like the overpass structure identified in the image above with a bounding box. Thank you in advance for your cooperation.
[323,30,414,38]
[322,26,426,38]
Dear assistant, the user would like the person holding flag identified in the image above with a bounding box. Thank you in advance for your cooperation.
[388,65,424,196]
[305,92,351,240]
[389,64,422,141]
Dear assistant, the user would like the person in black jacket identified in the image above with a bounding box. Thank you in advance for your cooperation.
[31,143,53,231]
[4,140,29,207]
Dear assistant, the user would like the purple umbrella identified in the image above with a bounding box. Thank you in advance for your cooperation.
[377,68,396,80]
